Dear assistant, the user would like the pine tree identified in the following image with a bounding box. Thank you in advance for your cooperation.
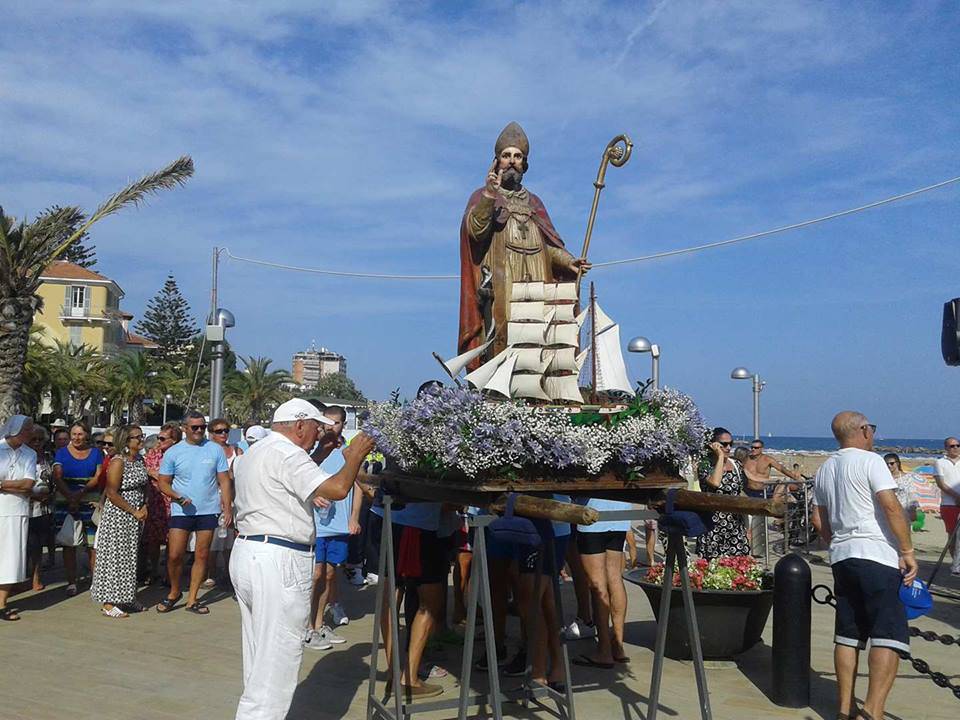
[135,275,199,368]
[38,205,98,267]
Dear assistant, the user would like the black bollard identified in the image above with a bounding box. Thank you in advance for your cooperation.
[772,553,811,707]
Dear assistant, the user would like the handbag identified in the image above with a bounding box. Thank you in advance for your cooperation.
[55,512,84,547]
[488,493,542,547]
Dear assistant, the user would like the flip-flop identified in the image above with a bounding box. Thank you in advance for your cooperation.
[156,593,182,613]
[571,654,614,669]
[0,608,20,621]
[101,605,129,618]
[185,602,210,615]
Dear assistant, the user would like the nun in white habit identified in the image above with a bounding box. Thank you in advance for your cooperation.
[0,415,37,621]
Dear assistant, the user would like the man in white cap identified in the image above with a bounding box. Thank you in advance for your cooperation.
[244,424,269,446]
[230,398,375,720]
[0,415,37,621]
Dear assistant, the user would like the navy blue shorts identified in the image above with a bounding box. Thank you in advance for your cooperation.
[315,534,349,565]
[169,513,219,533]
[831,558,909,652]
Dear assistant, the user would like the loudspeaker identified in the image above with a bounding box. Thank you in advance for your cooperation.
[942,299,960,366]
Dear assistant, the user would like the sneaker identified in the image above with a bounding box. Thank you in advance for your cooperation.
[319,625,347,645]
[304,629,333,651]
[330,602,349,627]
[365,573,379,585]
[345,566,367,587]
[503,650,527,677]
[561,619,596,641]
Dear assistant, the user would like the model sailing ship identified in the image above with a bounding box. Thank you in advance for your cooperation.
[437,280,633,408]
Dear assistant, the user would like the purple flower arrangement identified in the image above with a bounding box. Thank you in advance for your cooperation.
[363,385,708,480]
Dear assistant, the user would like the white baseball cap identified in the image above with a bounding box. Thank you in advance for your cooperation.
[244,424,269,442]
[271,398,336,426]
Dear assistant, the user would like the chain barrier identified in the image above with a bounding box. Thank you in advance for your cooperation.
[811,584,960,700]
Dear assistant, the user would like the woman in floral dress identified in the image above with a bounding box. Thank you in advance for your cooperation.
[91,425,148,618]
[142,423,180,583]
[696,427,750,559]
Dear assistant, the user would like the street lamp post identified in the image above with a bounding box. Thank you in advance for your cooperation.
[628,336,661,390]
[162,393,173,424]
[730,366,765,440]
[208,308,235,419]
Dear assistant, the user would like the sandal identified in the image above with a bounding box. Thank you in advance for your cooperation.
[156,593,182,613]
[0,607,20,621]
[571,654,614,669]
[185,602,210,615]
[101,605,129,618]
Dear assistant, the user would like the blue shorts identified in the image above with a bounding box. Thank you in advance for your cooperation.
[831,558,909,652]
[169,513,219,532]
[316,535,350,565]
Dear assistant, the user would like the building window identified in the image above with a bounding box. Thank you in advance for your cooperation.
[71,286,86,309]
[69,325,82,348]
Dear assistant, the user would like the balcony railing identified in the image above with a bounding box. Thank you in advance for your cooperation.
[59,305,122,322]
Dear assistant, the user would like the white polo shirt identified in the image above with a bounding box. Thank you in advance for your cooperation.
[233,431,329,545]
[0,439,37,517]
[813,448,899,569]
[933,456,960,506]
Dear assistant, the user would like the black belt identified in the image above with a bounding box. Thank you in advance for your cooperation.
[239,534,313,553]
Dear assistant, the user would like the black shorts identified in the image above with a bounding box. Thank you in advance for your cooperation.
[396,526,448,585]
[831,558,909,652]
[577,530,626,555]
[28,515,52,553]
[169,513,219,532]
[518,519,558,576]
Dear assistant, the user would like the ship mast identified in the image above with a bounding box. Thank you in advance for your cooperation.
[590,281,598,404]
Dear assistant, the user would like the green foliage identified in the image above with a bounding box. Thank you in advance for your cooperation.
[311,372,365,401]
[35,206,97,267]
[134,275,199,368]
[105,351,180,424]
[224,356,292,424]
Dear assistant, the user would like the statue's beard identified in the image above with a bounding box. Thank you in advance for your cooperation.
[501,166,523,190]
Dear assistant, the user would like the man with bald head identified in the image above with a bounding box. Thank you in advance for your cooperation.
[932,436,960,575]
[812,411,917,720]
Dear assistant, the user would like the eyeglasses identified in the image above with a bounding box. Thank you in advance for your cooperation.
[188,424,207,431]
[861,424,877,433]
[211,428,229,435]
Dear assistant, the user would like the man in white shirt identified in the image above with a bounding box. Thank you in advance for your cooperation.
[230,399,374,720]
[812,411,917,720]
[0,415,38,622]
[932,436,960,575]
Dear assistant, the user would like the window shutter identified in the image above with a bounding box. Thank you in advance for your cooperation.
[64,285,71,311]
[83,286,91,311]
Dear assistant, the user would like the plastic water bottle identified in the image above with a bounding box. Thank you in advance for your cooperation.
[217,514,228,539]
[316,503,332,523]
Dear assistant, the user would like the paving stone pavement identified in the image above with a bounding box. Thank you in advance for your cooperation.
[1,526,957,720]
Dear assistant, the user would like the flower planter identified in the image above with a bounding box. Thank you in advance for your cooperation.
[626,570,773,660]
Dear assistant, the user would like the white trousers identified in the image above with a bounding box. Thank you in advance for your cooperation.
[230,537,314,720]
[0,516,28,584]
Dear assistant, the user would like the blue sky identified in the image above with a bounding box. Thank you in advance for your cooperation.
[2,1,958,437]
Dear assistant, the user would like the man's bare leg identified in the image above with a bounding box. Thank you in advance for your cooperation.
[645,525,658,566]
[834,644,859,718]
[862,646,899,719]
[310,564,327,630]
[403,582,442,687]
[580,552,613,663]
[452,550,471,625]
[164,528,188,601]
[624,530,638,569]
[186,529,213,606]
[566,541,593,626]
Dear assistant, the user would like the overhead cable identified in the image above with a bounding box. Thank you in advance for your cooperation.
[223,175,960,280]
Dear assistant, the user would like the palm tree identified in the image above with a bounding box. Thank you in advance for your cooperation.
[106,352,177,424]
[0,156,194,422]
[224,356,291,424]
[22,326,56,418]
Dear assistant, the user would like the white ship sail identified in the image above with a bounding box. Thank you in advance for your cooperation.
[544,282,578,302]
[551,304,576,322]
[464,347,509,389]
[545,323,579,347]
[436,337,494,379]
[592,301,634,396]
[512,374,551,401]
[547,347,576,373]
[544,375,583,403]
[508,321,547,346]
[511,301,545,321]
[511,281,545,302]
[514,347,544,371]
[485,352,518,397]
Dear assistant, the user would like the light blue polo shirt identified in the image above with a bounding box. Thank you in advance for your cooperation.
[314,449,354,538]
[392,502,442,532]
[160,439,229,517]
[576,497,632,533]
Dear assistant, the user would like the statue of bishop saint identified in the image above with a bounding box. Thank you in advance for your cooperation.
[458,122,589,368]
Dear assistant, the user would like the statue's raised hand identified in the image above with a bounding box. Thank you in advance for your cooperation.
[483,159,502,199]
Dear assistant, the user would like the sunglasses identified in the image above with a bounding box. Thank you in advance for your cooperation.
[128,433,144,440]
[104,442,114,448]
[948,444,960,449]
[96,441,107,447]
[157,435,169,441]
[718,441,733,447]
[188,424,207,431]
[211,428,229,435]
[750,446,762,450]
[860,424,877,433]
[886,461,898,466]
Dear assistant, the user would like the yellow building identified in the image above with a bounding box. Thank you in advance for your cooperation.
[36,261,131,355]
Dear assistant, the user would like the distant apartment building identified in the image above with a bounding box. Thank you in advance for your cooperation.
[35,261,155,355]
[291,342,347,389]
